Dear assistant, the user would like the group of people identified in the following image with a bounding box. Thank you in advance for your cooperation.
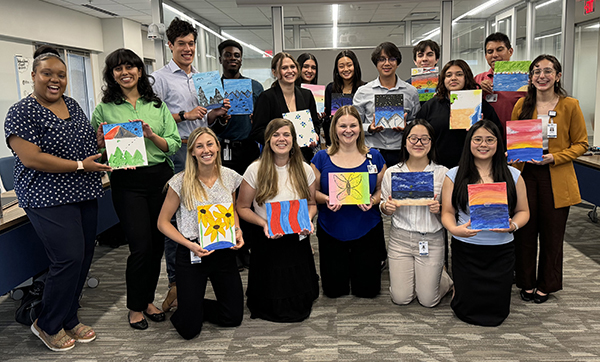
[4,17,587,352]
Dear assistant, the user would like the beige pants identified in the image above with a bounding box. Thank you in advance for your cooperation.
[388,228,453,307]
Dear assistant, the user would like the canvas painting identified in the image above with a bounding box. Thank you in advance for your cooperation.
[223,78,253,115]
[328,172,370,205]
[331,93,353,116]
[283,109,317,147]
[494,61,531,92]
[301,84,325,113]
[391,171,434,205]
[375,94,404,128]
[192,70,224,110]
[449,89,482,130]
[197,203,236,251]
[411,67,438,102]
[506,119,543,162]
[468,182,510,230]
[103,121,147,169]
[265,199,311,237]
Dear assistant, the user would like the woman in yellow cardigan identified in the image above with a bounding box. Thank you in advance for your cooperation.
[510,54,588,303]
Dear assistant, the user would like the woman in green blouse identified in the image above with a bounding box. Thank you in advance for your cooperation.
[91,48,181,330]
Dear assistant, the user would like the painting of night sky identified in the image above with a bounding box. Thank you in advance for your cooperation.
[391,171,434,205]
[375,94,404,128]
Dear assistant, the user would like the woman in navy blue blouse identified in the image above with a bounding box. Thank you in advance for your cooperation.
[4,46,111,351]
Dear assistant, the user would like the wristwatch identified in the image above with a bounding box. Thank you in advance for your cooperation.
[76,161,85,174]
[179,110,186,121]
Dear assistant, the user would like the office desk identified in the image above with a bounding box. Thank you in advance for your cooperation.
[0,179,119,296]
[574,155,600,222]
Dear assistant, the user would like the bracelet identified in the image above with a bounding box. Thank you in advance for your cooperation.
[235,227,241,232]
[509,221,519,233]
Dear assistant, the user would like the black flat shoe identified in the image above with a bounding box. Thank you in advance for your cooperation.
[128,312,148,330]
[520,289,535,302]
[143,310,166,322]
[534,292,549,304]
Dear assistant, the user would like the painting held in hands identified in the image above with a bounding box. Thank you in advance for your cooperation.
[411,67,438,102]
[197,203,236,251]
[223,78,253,115]
[449,89,482,130]
[192,70,224,110]
[265,199,311,237]
[468,182,510,230]
[506,119,543,162]
[493,61,531,92]
[391,171,434,205]
[331,93,353,116]
[301,84,325,113]
[328,172,370,205]
[103,121,147,169]
[283,109,317,147]
[375,94,404,128]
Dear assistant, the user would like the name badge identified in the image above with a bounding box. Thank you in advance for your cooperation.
[485,94,498,103]
[419,241,429,256]
[547,122,557,138]
[223,140,232,161]
[367,164,378,174]
[190,250,202,264]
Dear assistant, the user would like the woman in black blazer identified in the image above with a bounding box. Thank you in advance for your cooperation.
[250,52,320,163]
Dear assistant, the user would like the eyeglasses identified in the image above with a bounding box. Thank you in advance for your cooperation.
[532,68,555,76]
[407,135,431,145]
[377,57,398,64]
[222,52,242,60]
[471,136,497,145]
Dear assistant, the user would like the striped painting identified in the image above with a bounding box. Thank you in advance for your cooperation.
[265,199,311,237]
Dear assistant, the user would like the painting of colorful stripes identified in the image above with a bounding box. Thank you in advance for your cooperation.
[506,119,543,162]
[265,199,311,237]
[468,182,510,230]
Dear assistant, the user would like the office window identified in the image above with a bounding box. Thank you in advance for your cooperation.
[533,0,563,59]
[574,21,599,142]
[66,51,94,120]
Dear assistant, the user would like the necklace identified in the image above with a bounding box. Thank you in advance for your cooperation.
[283,92,295,111]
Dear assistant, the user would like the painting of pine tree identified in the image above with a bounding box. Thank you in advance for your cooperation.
[103,121,148,169]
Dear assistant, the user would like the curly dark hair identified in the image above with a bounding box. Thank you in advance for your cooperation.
[101,48,162,108]
[166,17,197,44]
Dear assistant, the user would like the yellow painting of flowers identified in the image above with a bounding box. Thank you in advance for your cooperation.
[197,203,236,251]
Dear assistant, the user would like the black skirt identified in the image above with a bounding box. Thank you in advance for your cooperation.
[451,238,515,326]
[246,232,319,323]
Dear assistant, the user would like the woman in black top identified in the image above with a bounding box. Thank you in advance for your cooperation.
[251,52,320,163]
[416,60,503,169]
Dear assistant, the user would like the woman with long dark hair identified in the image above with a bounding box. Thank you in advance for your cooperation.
[296,53,319,85]
[441,120,529,326]
[416,60,503,169]
[380,119,452,307]
[322,50,366,146]
[5,45,112,351]
[237,118,319,322]
[511,55,588,303]
[91,48,182,330]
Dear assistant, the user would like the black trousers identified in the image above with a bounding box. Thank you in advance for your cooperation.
[25,199,98,335]
[171,244,243,340]
[317,221,384,298]
[110,162,173,312]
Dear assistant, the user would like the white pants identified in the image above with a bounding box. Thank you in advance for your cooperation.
[388,228,453,307]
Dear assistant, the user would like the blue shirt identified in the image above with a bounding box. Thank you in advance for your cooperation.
[446,166,520,245]
[352,76,420,150]
[4,96,103,208]
[152,59,208,139]
[311,148,384,241]
[219,76,264,141]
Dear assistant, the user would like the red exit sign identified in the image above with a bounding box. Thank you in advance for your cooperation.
[585,0,595,14]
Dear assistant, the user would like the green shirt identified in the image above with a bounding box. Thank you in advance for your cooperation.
[91,99,182,169]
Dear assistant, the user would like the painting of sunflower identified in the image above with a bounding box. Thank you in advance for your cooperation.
[198,203,236,251]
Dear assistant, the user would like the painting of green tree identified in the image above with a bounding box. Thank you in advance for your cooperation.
[103,121,148,169]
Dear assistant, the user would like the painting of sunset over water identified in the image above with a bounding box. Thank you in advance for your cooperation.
[468,182,510,230]
[506,119,543,162]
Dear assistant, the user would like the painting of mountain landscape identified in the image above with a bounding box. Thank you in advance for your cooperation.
[391,171,434,205]
[192,70,224,110]
[223,78,252,115]
[468,182,510,230]
[375,94,404,128]
[103,121,147,169]
[506,119,543,162]
[411,67,438,102]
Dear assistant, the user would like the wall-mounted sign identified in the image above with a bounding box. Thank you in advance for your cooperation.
[585,0,595,15]
[14,55,34,100]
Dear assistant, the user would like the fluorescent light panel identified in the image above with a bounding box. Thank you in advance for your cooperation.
[332,4,339,48]
[536,0,560,9]
[535,31,561,40]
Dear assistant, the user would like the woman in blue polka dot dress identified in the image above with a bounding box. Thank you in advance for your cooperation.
[91,49,181,330]
[4,45,112,351]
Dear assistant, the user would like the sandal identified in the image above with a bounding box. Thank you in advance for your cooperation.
[162,282,177,312]
[66,323,96,343]
[31,319,75,352]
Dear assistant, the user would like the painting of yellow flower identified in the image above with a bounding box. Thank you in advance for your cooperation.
[197,203,236,251]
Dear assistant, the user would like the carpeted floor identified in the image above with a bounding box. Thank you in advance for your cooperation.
[1,203,600,361]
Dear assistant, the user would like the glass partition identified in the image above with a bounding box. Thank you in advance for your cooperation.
[533,0,563,59]
[574,21,599,143]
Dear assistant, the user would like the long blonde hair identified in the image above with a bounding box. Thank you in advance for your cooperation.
[255,118,310,206]
[180,127,224,210]
[328,105,369,155]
